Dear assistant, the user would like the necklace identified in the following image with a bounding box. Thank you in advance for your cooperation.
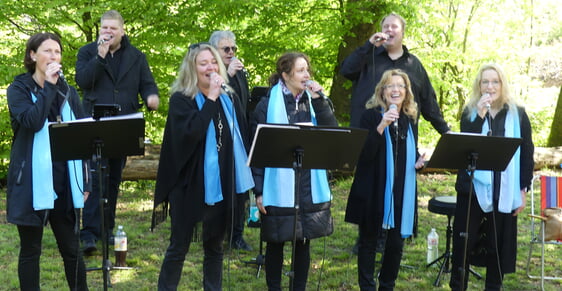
[216,110,223,152]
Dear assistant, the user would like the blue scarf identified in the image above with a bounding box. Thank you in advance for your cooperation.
[31,92,84,210]
[471,106,521,213]
[195,92,255,205]
[262,81,331,207]
[382,119,416,238]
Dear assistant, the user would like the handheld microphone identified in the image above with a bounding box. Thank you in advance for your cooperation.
[305,80,328,99]
[220,82,233,95]
[389,103,398,128]
[231,56,248,77]
[58,69,65,80]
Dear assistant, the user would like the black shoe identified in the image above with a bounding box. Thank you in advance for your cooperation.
[232,238,253,251]
[82,240,97,256]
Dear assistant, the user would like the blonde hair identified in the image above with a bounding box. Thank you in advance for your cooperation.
[101,10,124,27]
[465,63,514,112]
[171,43,228,98]
[366,69,418,123]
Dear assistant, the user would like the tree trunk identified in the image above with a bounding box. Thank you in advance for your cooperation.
[329,1,391,125]
[547,86,562,146]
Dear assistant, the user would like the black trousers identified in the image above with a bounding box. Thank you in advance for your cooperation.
[450,192,514,291]
[357,225,404,291]
[158,201,228,291]
[81,157,126,242]
[228,192,249,244]
[265,239,311,291]
[17,208,88,291]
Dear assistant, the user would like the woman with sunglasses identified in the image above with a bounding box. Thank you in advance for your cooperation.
[152,42,254,291]
[345,69,426,291]
[250,51,337,291]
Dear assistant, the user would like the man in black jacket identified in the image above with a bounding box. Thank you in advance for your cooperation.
[75,10,159,254]
[209,30,253,251]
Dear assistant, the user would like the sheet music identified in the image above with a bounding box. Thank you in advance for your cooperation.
[50,112,144,126]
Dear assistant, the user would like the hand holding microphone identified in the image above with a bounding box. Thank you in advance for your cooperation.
[305,80,327,99]
[228,56,246,77]
[479,93,492,118]
[370,33,388,45]
[389,104,399,128]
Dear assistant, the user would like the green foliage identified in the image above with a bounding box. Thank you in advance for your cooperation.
[1,0,561,180]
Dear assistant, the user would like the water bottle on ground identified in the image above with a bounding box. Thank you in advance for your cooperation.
[427,228,439,264]
[114,225,127,267]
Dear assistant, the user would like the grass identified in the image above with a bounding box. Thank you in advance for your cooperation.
[1,172,562,290]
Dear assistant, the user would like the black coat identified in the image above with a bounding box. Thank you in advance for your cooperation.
[340,40,449,134]
[6,73,90,226]
[152,92,249,229]
[75,35,159,116]
[251,90,338,242]
[345,108,418,232]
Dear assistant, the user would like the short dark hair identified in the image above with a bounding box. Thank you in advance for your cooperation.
[24,32,62,73]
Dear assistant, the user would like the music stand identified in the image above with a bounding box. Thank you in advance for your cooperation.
[426,132,521,288]
[248,123,367,290]
[49,113,144,291]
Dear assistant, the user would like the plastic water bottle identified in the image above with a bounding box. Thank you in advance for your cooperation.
[114,225,127,267]
[427,228,439,264]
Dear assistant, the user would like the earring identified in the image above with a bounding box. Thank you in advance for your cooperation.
[32,58,36,62]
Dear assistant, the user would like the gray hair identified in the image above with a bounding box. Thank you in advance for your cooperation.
[209,31,236,48]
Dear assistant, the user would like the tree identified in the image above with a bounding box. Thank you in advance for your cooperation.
[547,87,562,146]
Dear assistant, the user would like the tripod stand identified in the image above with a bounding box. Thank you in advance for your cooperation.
[427,132,521,288]
[248,124,367,290]
[49,112,144,290]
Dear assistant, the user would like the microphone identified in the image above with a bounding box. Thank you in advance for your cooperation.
[220,82,233,95]
[305,80,328,99]
[58,69,65,81]
[389,103,398,128]
[231,56,248,77]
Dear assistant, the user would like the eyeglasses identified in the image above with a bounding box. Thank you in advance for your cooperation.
[221,46,237,53]
[383,84,406,90]
[189,42,211,50]
[481,80,501,87]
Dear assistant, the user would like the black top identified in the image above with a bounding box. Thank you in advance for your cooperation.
[340,40,449,135]
[455,104,534,195]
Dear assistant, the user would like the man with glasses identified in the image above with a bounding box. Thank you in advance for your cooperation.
[209,30,253,252]
[75,10,159,255]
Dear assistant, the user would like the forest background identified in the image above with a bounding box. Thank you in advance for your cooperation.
[1,1,562,290]
[1,0,561,182]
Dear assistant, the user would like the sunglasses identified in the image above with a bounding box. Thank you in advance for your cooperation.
[221,46,237,53]
[189,42,211,50]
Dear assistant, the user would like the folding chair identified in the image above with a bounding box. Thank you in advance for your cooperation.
[525,175,562,290]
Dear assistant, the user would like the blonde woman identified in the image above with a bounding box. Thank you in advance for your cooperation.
[450,63,534,290]
[346,69,425,290]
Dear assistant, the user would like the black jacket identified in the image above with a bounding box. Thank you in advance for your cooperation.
[340,40,449,135]
[6,73,91,226]
[455,105,534,194]
[75,35,159,116]
[345,108,419,231]
[250,90,338,242]
[152,92,249,230]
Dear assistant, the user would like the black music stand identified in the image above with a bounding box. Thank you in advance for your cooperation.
[49,113,144,291]
[426,132,521,288]
[248,123,367,290]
